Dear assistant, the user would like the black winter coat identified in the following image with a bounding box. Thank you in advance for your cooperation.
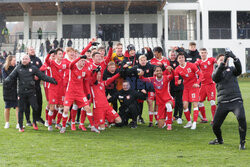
[2,66,17,101]
[212,58,242,103]
[4,63,56,95]
[176,47,201,63]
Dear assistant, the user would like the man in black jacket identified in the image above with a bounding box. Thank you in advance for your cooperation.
[108,80,147,128]
[209,51,247,150]
[28,47,44,125]
[5,54,57,132]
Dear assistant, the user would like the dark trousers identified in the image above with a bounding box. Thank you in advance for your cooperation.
[138,101,144,119]
[171,89,183,119]
[118,104,139,126]
[26,86,43,121]
[213,100,247,142]
[18,93,39,129]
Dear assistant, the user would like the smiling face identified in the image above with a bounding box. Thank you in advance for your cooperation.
[11,57,16,66]
[154,67,163,79]
[96,71,102,82]
[116,45,123,56]
[139,57,147,66]
[56,50,64,62]
[129,50,136,57]
[108,64,116,73]
[28,47,35,56]
[123,82,130,91]
[93,53,102,64]
[22,55,30,65]
[200,50,208,60]
[177,54,186,66]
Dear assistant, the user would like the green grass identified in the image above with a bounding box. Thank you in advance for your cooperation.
[0,81,249,167]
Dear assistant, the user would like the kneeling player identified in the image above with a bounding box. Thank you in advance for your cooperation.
[91,69,122,130]
[140,66,175,130]
[175,53,203,130]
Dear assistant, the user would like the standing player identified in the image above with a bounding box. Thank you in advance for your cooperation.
[45,48,66,131]
[60,52,99,133]
[195,48,217,124]
[174,52,203,130]
[139,66,175,130]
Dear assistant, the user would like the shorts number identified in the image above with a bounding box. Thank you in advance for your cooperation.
[192,93,195,98]
[83,97,87,102]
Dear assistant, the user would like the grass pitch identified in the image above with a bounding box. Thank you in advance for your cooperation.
[0,80,249,167]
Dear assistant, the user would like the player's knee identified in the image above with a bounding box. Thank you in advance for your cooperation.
[165,103,172,112]
[210,100,216,106]
[158,119,165,128]
[183,108,189,113]
[115,117,122,123]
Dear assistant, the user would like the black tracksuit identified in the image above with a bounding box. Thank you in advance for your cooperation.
[212,58,247,143]
[103,68,119,111]
[109,89,147,126]
[4,63,56,129]
[169,59,184,119]
[26,55,43,122]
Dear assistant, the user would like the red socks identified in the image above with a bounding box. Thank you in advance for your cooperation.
[71,109,77,124]
[154,112,158,121]
[52,109,58,120]
[166,111,172,125]
[149,111,153,123]
[86,112,94,127]
[193,108,199,122]
[45,107,49,121]
[199,106,206,119]
[184,109,191,122]
[80,109,86,124]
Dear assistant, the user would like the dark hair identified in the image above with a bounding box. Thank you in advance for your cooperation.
[216,54,225,61]
[199,48,207,52]
[189,42,196,46]
[56,48,63,54]
[153,47,163,53]
[92,52,100,57]
[86,50,91,53]
[154,65,163,71]
[176,52,185,59]
[97,46,105,51]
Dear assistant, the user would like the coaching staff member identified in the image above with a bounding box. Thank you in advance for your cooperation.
[5,54,57,132]
[209,50,247,150]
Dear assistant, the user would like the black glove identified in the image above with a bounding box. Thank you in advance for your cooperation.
[108,40,113,48]
[92,66,101,74]
[80,55,87,59]
[223,54,229,64]
[49,49,56,54]
[94,80,98,85]
[87,94,91,100]
[51,78,58,85]
[92,42,100,46]
[227,51,237,60]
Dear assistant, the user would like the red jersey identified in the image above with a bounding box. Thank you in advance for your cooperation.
[90,73,120,108]
[174,62,203,89]
[62,58,72,88]
[40,63,52,88]
[141,73,174,105]
[195,57,216,85]
[45,55,66,90]
[150,57,170,68]
[89,47,113,77]
[65,57,89,97]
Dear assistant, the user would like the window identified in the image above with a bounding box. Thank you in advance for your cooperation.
[237,11,250,39]
[213,48,225,58]
[63,24,90,38]
[209,11,231,39]
[130,24,157,38]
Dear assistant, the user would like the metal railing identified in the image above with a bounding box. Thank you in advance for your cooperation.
[31,32,57,39]
[209,28,231,39]
[238,28,250,39]
[168,29,197,40]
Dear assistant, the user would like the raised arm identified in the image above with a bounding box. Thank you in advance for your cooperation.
[104,45,113,65]
[104,73,120,86]
[4,66,18,83]
[80,41,93,56]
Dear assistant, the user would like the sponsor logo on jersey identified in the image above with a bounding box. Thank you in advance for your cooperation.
[82,72,86,77]
[63,64,66,69]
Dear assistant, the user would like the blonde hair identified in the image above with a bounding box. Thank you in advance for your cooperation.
[66,47,74,52]
[4,55,15,71]
[139,55,147,61]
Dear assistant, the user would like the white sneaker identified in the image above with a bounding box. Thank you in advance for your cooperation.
[184,121,192,128]
[16,124,19,129]
[155,121,158,126]
[48,125,53,131]
[4,122,10,129]
[177,118,183,124]
[44,120,49,127]
[191,122,197,130]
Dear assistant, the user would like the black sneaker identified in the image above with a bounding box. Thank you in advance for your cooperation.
[148,122,153,127]
[37,118,45,125]
[131,122,137,129]
[138,118,145,124]
[209,138,224,145]
[26,121,32,127]
[239,140,246,150]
